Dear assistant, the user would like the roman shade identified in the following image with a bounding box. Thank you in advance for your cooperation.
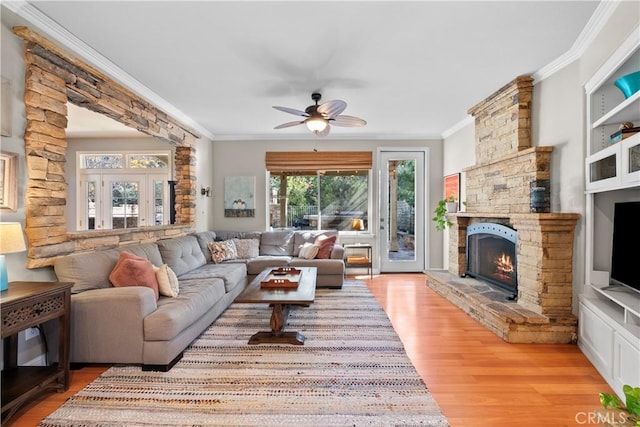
[265,151,372,172]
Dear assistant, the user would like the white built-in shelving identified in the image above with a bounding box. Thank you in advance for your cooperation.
[580,28,640,399]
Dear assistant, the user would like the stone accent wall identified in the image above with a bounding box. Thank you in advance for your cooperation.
[464,147,552,214]
[426,74,580,344]
[467,75,533,166]
[13,27,201,268]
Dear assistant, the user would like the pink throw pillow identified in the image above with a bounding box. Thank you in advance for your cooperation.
[109,251,160,300]
[314,235,337,259]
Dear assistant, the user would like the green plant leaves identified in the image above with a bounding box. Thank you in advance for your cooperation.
[623,385,640,416]
[600,392,623,409]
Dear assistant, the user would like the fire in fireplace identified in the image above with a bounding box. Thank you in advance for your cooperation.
[466,223,517,295]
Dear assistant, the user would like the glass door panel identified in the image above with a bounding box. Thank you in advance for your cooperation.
[110,179,141,229]
[379,151,425,272]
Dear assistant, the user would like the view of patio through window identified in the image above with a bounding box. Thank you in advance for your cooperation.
[269,170,369,231]
[77,152,171,230]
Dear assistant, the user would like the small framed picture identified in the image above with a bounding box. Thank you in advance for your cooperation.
[444,173,460,201]
[224,176,256,218]
[0,151,18,211]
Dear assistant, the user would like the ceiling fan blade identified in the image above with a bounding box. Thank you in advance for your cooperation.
[314,124,331,137]
[274,120,304,129]
[331,115,367,127]
[317,100,347,118]
[272,106,309,117]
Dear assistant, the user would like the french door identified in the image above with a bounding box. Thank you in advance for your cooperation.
[379,150,426,272]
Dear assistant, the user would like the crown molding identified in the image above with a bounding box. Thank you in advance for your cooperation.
[533,0,620,82]
[441,115,474,139]
[212,132,443,142]
[3,0,215,141]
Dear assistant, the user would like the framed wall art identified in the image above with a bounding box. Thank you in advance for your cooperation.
[224,176,255,218]
[0,151,18,211]
[444,173,460,201]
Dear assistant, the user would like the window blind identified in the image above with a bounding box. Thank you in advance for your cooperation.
[265,151,373,172]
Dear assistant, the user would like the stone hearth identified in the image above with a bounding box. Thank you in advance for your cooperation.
[426,76,580,344]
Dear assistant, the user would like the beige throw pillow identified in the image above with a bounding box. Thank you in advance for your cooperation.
[299,242,319,260]
[232,238,260,259]
[154,264,179,297]
[208,240,237,264]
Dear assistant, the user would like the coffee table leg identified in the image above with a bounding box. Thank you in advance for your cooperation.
[247,304,306,345]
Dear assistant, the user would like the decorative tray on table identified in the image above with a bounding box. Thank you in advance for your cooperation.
[260,267,302,289]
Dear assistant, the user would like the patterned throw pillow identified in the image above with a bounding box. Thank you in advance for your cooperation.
[232,238,260,259]
[314,234,337,259]
[208,240,238,264]
[299,242,320,260]
[109,251,160,300]
[153,264,180,297]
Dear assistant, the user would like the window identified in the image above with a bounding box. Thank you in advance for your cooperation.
[269,170,369,231]
[76,151,171,230]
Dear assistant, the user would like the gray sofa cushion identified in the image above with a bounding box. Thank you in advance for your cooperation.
[120,243,164,267]
[260,230,294,256]
[178,263,247,293]
[144,278,226,341]
[246,256,290,275]
[157,235,207,277]
[194,231,217,263]
[288,258,345,275]
[54,248,121,293]
[54,242,165,294]
[214,230,261,241]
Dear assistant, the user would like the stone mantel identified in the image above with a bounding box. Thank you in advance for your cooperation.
[450,212,580,221]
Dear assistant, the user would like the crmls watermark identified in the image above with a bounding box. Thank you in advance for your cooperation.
[575,410,628,425]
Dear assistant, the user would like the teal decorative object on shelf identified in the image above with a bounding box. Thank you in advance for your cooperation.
[614,71,640,99]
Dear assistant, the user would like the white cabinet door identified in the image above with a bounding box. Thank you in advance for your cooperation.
[579,302,614,378]
[612,333,640,397]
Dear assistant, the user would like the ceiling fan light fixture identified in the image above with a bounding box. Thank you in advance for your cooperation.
[306,117,327,132]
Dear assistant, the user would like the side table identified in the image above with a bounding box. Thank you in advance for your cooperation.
[344,243,373,278]
[1,281,73,425]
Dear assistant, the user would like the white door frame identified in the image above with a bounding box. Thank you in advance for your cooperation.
[378,148,427,273]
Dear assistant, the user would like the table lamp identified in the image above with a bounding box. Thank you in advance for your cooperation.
[0,222,27,291]
[351,218,364,232]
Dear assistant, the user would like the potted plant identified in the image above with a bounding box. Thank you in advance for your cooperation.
[598,385,640,426]
[432,196,457,231]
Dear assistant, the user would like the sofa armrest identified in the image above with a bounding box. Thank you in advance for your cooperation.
[330,243,345,260]
[70,287,157,363]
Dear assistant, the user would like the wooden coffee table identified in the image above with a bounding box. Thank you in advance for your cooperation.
[235,266,316,345]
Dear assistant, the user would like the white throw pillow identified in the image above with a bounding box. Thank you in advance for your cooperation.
[299,242,320,260]
[154,264,180,297]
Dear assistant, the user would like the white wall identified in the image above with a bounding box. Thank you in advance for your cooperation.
[440,121,475,268]
[1,20,55,283]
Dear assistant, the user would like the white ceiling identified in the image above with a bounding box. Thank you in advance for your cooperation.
[5,1,602,140]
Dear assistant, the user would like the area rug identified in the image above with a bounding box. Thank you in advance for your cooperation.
[40,280,449,426]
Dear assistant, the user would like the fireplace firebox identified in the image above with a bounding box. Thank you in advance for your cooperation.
[466,223,517,295]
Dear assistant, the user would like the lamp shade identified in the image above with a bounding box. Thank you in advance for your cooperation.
[351,218,364,231]
[0,222,26,254]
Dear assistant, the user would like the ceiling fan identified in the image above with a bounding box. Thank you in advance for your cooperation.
[273,93,367,137]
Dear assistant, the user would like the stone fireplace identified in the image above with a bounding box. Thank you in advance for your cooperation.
[426,76,579,344]
[466,222,517,295]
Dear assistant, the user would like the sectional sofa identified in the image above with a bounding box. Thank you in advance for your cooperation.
[53,229,344,371]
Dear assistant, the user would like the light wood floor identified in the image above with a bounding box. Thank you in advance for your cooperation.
[7,273,612,427]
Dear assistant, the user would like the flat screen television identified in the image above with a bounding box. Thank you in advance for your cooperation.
[610,201,640,293]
